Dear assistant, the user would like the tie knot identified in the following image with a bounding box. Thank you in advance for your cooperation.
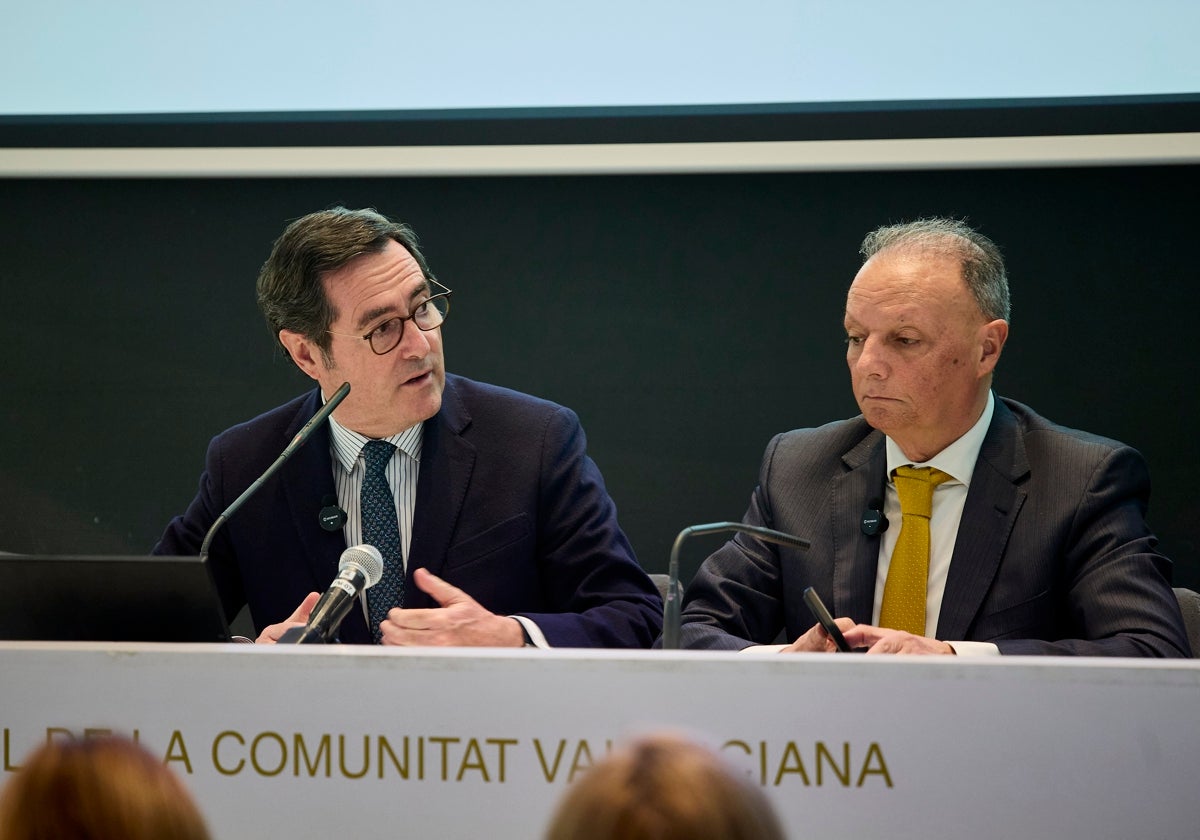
[892,466,952,518]
[362,440,396,474]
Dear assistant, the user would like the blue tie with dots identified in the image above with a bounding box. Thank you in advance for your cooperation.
[362,439,404,643]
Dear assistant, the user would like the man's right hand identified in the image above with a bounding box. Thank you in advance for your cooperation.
[255,592,320,643]
[779,617,857,653]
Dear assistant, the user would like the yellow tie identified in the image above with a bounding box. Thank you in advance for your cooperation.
[879,466,952,635]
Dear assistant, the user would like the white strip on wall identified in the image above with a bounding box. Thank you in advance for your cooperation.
[2,133,1198,178]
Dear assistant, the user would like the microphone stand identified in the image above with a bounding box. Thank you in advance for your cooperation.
[194,382,349,643]
[199,382,350,562]
[661,521,810,650]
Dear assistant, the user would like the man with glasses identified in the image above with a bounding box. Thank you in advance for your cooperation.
[155,207,662,648]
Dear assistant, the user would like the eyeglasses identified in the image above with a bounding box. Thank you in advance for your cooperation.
[327,280,452,356]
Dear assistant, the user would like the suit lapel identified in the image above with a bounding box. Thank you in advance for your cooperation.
[832,429,887,624]
[407,377,476,608]
[937,399,1029,640]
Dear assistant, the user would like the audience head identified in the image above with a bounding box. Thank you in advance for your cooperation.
[0,736,211,840]
[543,732,786,840]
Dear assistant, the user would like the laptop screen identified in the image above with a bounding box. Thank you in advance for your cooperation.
[0,554,231,642]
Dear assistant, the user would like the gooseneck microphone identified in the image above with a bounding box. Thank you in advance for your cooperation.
[277,544,384,644]
[198,382,350,562]
[661,521,811,650]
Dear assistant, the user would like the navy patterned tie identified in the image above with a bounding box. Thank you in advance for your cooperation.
[362,440,404,643]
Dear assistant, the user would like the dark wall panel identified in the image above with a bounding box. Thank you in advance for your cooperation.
[2,165,1196,591]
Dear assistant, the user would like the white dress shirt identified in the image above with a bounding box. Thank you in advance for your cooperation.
[879,391,998,655]
[328,416,423,562]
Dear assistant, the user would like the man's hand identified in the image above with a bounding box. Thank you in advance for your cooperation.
[842,624,955,655]
[378,568,525,647]
[779,617,858,653]
[779,620,955,655]
[255,592,320,644]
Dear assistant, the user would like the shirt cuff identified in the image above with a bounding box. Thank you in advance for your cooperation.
[946,640,1000,656]
[512,615,549,648]
[740,644,789,653]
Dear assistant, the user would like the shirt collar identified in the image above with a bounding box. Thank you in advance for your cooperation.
[884,391,994,486]
[323,399,424,474]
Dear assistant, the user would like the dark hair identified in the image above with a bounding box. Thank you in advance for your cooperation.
[256,206,435,362]
[544,733,786,840]
[860,217,1011,322]
[0,736,211,840]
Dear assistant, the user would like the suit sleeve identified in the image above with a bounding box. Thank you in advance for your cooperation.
[515,406,663,648]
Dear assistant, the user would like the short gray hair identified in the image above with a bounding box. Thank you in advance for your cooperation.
[859,217,1011,322]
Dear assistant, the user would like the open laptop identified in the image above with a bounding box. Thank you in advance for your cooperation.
[0,554,232,642]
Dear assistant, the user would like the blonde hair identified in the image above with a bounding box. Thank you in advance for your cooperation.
[544,733,786,840]
[0,736,211,840]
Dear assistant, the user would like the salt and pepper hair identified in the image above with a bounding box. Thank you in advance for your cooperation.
[860,217,1011,322]
[256,206,436,363]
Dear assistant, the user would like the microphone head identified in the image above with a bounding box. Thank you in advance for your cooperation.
[339,544,384,588]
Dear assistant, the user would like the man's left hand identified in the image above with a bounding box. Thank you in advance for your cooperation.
[377,568,525,647]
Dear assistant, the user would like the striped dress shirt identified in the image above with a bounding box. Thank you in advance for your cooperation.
[327,415,423,565]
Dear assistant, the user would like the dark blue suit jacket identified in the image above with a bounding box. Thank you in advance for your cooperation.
[679,397,1191,657]
[155,374,662,647]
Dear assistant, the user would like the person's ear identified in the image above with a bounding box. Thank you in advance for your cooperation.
[278,330,326,380]
[978,319,1008,374]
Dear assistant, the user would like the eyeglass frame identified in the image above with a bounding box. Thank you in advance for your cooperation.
[326,279,453,356]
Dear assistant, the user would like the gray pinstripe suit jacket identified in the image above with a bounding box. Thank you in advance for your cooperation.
[679,397,1191,656]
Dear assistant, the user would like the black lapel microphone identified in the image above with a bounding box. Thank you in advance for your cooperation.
[319,495,348,531]
[861,498,889,536]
